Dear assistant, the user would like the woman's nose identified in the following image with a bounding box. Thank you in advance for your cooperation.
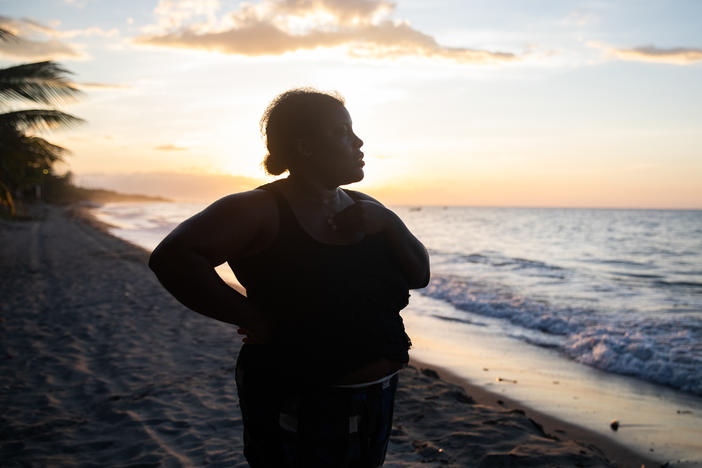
[354,133,363,148]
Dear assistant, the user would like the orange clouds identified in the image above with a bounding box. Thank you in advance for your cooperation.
[0,17,82,60]
[135,0,517,64]
[154,144,188,151]
[611,46,702,65]
[0,16,117,60]
[72,82,132,90]
[589,41,702,65]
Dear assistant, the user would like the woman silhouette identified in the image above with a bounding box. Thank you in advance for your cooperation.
[149,88,430,467]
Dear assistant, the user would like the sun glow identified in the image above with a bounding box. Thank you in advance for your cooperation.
[354,154,407,190]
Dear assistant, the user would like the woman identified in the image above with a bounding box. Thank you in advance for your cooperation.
[149,88,430,467]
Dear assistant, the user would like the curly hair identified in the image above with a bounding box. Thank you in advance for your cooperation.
[260,88,345,175]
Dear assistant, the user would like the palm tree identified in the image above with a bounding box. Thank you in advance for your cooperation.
[0,28,83,216]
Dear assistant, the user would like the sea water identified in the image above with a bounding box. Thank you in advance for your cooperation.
[398,206,702,396]
[93,201,702,463]
[94,202,702,396]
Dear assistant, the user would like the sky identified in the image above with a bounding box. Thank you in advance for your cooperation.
[1,0,701,207]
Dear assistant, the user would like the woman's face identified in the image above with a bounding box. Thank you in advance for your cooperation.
[303,104,365,188]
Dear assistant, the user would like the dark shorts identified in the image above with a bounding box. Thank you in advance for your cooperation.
[235,352,398,468]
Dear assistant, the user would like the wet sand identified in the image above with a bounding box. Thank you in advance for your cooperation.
[0,204,657,467]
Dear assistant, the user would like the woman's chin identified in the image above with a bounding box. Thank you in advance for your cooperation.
[324,168,364,187]
[346,169,364,185]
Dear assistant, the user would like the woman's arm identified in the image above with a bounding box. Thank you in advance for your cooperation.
[331,195,430,289]
[148,189,276,334]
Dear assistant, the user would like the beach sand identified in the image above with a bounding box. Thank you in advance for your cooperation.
[0,204,657,467]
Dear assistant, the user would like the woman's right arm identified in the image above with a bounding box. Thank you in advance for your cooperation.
[148,189,276,332]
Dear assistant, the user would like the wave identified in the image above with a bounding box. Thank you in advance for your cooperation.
[420,276,585,335]
[610,272,663,279]
[420,274,702,395]
[428,249,567,278]
[654,280,702,289]
[582,258,654,269]
[431,314,487,327]
[566,325,702,395]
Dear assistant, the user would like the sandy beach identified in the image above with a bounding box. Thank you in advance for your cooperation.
[1,204,657,467]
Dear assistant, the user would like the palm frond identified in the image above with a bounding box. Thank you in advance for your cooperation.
[0,31,85,216]
[0,28,15,41]
[20,135,69,161]
[0,61,82,106]
[0,109,85,132]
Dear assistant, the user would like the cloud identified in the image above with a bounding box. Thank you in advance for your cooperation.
[11,16,119,39]
[589,41,702,65]
[0,16,93,60]
[0,16,119,61]
[154,144,188,151]
[271,0,394,25]
[0,37,85,61]
[73,81,132,90]
[135,0,517,64]
[54,26,120,39]
[146,0,221,33]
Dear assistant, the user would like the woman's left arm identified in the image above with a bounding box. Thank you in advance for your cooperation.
[332,196,430,289]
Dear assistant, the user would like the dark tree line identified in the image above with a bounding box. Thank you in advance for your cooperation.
[0,27,83,216]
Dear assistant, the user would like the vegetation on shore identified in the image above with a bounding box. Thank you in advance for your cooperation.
[43,171,170,205]
[0,27,84,216]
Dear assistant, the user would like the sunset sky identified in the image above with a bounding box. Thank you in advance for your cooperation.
[1,0,701,207]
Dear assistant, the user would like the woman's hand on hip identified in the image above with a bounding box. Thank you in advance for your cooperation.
[237,312,274,344]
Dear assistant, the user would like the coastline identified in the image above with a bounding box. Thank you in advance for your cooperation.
[0,204,658,467]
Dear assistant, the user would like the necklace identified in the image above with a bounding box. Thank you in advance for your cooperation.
[287,176,343,210]
[285,176,346,231]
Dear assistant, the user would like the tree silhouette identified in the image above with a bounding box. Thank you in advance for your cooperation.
[0,28,83,216]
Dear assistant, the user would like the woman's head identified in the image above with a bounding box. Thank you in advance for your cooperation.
[260,88,364,186]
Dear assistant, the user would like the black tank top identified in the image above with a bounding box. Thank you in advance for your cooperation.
[230,179,411,386]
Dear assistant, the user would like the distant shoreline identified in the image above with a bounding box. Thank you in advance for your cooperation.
[72,186,172,204]
[35,174,174,207]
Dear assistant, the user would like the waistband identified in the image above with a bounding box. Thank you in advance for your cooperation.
[331,370,400,390]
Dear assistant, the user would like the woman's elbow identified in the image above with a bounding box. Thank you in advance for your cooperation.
[148,240,173,275]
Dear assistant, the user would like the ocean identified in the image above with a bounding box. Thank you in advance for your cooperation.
[92,201,702,462]
[93,202,702,396]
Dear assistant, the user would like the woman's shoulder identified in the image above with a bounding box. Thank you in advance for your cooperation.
[215,186,276,207]
[203,186,278,226]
